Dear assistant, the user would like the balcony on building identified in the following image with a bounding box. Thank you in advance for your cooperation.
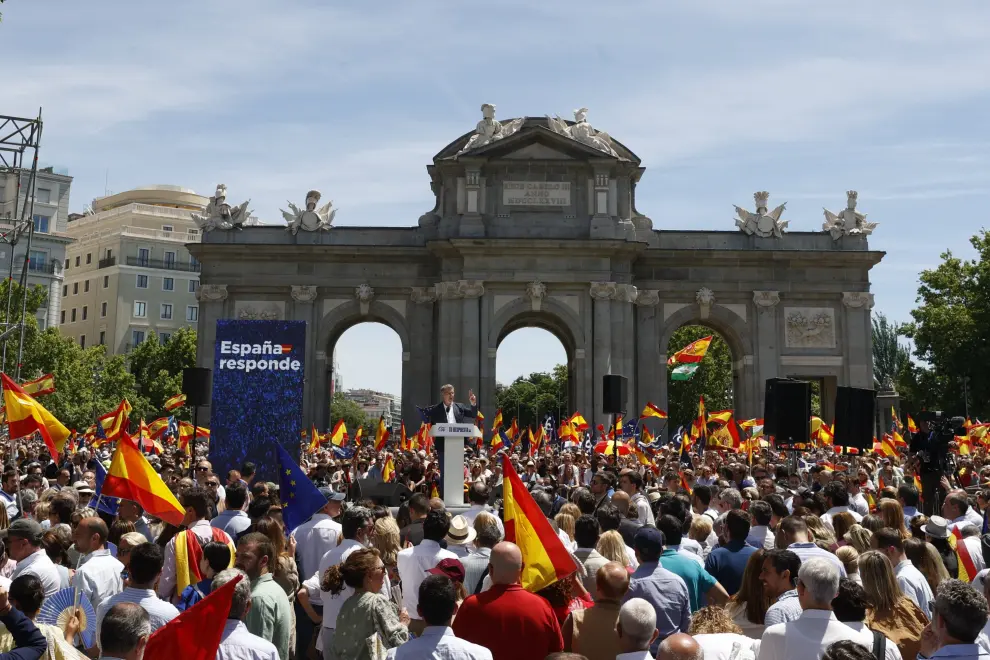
[125,255,201,272]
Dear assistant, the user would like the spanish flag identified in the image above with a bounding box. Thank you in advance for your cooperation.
[99,399,132,440]
[354,427,364,447]
[679,471,693,495]
[329,420,347,446]
[690,396,707,445]
[20,373,55,397]
[374,415,390,452]
[491,410,503,433]
[382,455,395,483]
[164,393,187,412]
[907,415,918,434]
[102,432,186,526]
[144,571,242,660]
[148,417,170,440]
[308,426,320,452]
[568,413,589,431]
[2,373,70,457]
[640,403,667,420]
[399,421,408,451]
[502,455,578,592]
[667,335,713,366]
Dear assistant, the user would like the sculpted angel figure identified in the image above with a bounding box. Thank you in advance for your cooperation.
[192,184,253,231]
[822,190,877,240]
[456,103,525,156]
[546,107,617,156]
[281,189,336,235]
[734,191,788,238]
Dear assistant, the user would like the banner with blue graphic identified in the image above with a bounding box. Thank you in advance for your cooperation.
[210,320,306,482]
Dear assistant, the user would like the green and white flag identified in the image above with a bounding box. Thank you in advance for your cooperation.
[671,364,699,381]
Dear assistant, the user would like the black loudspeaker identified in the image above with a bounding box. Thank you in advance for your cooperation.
[182,367,213,407]
[603,375,627,415]
[834,386,876,450]
[357,479,413,507]
[764,378,810,445]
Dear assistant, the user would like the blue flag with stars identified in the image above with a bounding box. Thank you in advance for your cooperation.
[89,459,120,517]
[275,443,326,532]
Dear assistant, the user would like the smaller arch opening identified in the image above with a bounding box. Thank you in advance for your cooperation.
[495,327,570,431]
[328,321,403,437]
[666,324,736,429]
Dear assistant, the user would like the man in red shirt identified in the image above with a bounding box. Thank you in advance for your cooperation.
[452,541,564,660]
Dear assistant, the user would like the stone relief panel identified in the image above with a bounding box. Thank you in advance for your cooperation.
[784,307,836,349]
[234,300,285,321]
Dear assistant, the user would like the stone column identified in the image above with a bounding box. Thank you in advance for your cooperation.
[291,285,319,430]
[613,284,637,413]
[436,281,464,387]
[459,280,485,393]
[842,292,875,389]
[195,284,228,425]
[408,287,439,425]
[752,290,780,415]
[635,290,662,414]
[590,282,616,428]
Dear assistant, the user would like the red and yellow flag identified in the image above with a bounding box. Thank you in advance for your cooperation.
[907,415,918,434]
[164,393,187,412]
[640,403,667,420]
[308,426,320,452]
[689,396,707,445]
[374,415,390,452]
[148,417,170,440]
[102,433,186,526]
[2,373,70,457]
[329,420,347,446]
[354,427,364,447]
[399,421,408,452]
[502,455,578,592]
[568,413,589,432]
[382,454,395,483]
[145,571,242,660]
[667,335,713,366]
[679,471,693,495]
[20,373,55,397]
[99,399,133,441]
[491,410,503,433]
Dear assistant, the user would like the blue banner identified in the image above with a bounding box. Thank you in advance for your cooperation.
[210,320,306,482]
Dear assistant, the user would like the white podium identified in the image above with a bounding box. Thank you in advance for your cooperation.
[430,423,482,507]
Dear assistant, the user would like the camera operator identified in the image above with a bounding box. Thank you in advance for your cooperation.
[910,413,965,516]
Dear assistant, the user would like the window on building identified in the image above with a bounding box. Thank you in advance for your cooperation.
[163,277,174,291]
[162,225,174,233]
[101,301,107,317]
[188,280,198,294]
[32,215,50,233]
[164,251,176,269]
[60,310,65,324]
[62,285,67,297]
[136,274,148,289]
[160,332,171,343]
[72,282,78,295]
[80,335,85,349]
[99,331,105,345]
[71,308,76,322]
[186,305,199,322]
[75,256,80,267]
[29,250,46,271]
[132,330,145,346]
[64,259,69,269]
[82,306,87,320]
[36,188,51,204]
[189,228,199,235]
[84,280,90,293]
[160,303,173,320]
[133,301,146,318]
[103,275,109,288]
[189,255,200,269]
[105,248,113,260]
[137,248,150,266]
[86,253,92,264]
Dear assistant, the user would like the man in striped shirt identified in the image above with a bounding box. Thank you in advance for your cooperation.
[95,542,178,649]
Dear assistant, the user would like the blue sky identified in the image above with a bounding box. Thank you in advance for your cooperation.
[6,1,990,396]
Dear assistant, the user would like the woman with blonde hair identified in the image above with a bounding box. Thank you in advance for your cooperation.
[835,546,861,585]
[844,525,873,553]
[803,515,835,548]
[903,537,950,594]
[689,605,761,658]
[858,550,928,660]
[555,513,576,543]
[596,530,631,569]
[689,516,714,559]
[372,516,403,607]
[878,499,911,539]
[725,548,769,640]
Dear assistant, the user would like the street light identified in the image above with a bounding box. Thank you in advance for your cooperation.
[958,376,971,419]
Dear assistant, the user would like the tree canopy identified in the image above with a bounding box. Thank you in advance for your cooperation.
[330,392,370,436]
[495,364,568,431]
[666,325,733,429]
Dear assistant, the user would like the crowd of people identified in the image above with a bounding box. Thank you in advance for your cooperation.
[0,409,986,660]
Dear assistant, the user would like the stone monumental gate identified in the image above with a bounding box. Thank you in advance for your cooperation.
[189,107,884,433]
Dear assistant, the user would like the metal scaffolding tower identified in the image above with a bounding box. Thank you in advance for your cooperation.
[0,109,43,378]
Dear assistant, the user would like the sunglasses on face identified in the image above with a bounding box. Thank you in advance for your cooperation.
[196,467,210,472]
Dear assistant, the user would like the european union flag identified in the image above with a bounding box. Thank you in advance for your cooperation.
[89,460,120,517]
[332,445,354,459]
[275,443,327,532]
[95,421,108,441]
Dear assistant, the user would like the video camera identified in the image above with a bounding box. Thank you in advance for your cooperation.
[916,411,967,437]
[912,411,967,474]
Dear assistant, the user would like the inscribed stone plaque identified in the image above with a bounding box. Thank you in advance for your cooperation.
[502,181,571,206]
[784,307,836,348]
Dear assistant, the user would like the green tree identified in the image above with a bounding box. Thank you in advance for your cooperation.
[330,392,368,433]
[902,231,990,418]
[0,278,49,374]
[494,364,568,430]
[126,327,197,421]
[666,326,733,428]
[872,312,911,389]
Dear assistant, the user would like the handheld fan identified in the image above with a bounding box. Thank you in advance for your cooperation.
[37,587,97,649]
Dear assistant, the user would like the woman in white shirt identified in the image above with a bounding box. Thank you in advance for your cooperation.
[689,605,760,660]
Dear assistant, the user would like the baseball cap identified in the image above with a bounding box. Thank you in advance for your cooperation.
[318,487,345,502]
[427,558,466,584]
[632,526,664,554]
[1,518,43,543]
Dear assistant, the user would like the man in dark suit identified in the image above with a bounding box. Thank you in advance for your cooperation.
[426,384,478,499]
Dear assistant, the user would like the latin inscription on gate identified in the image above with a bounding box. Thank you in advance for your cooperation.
[502,181,571,206]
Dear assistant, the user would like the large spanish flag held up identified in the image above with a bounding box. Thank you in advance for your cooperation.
[502,455,577,592]
[1,373,70,457]
[102,432,186,526]
[667,335,713,366]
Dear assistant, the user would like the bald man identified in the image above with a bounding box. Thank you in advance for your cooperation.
[563,562,629,659]
[71,516,124,609]
[657,633,704,660]
[452,542,563,660]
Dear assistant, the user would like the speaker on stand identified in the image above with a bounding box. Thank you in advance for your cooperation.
[182,367,212,471]
[834,386,876,451]
[763,378,811,449]
[602,375,628,460]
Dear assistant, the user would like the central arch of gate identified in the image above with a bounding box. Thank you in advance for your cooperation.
[191,112,884,433]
